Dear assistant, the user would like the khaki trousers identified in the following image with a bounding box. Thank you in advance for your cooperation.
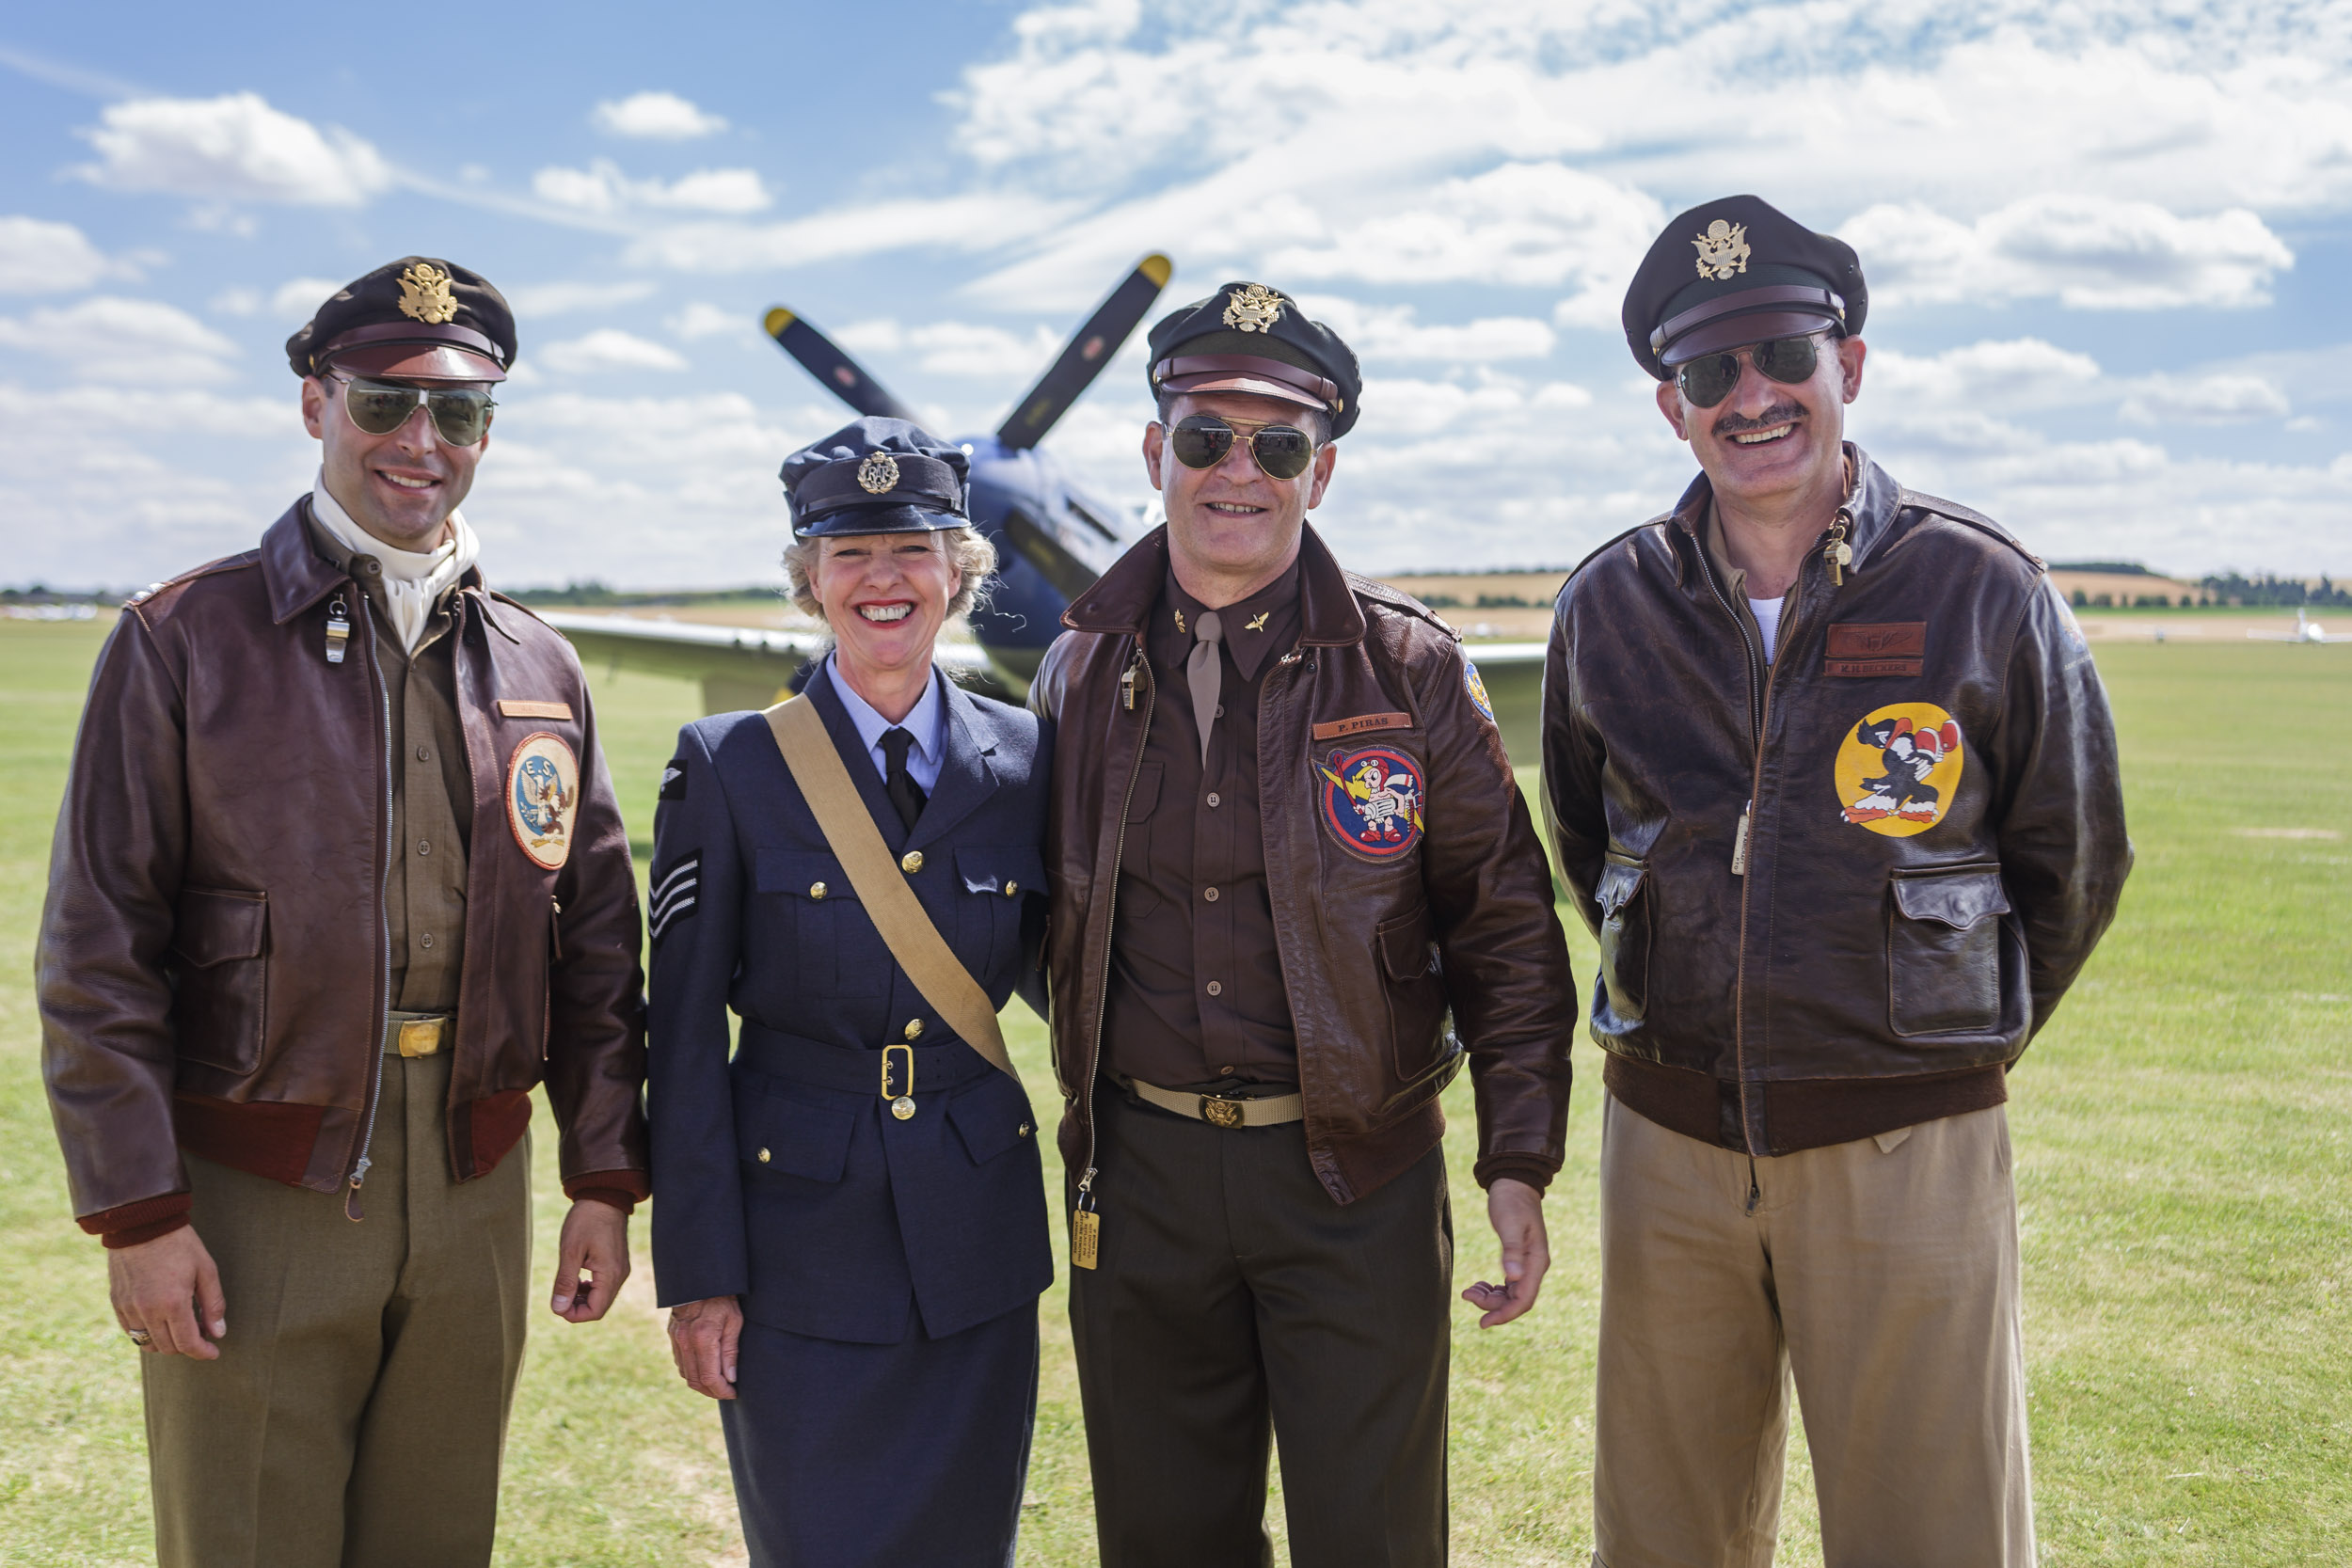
[1593,1093,2034,1568]
[142,1051,532,1568]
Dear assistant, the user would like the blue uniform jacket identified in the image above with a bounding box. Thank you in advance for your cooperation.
[646,664,1054,1344]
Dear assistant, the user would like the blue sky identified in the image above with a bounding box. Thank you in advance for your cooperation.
[5,0,2348,590]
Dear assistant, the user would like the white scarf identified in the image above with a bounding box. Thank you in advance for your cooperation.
[310,470,481,654]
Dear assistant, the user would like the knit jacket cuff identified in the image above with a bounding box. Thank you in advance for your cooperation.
[81,1193,194,1249]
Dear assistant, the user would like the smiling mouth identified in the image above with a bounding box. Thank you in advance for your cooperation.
[857,603,914,623]
[1205,500,1266,515]
[378,470,438,491]
[1728,422,1797,446]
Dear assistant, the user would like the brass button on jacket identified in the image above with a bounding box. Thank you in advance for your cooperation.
[900,850,924,874]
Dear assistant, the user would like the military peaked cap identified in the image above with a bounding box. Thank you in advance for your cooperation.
[1622,196,1867,381]
[781,417,973,538]
[1146,281,1361,438]
[286,257,516,383]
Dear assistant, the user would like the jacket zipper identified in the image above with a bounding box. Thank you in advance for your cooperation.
[344,595,395,1220]
[1690,508,1848,1156]
[1073,639,1154,1265]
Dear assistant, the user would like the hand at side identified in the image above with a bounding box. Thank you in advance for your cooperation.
[110,1226,227,1359]
[667,1296,744,1400]
[1460,1177,1549,1328]
[549,1198,631,1323]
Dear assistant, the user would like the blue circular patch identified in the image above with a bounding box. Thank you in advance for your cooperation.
[1317,745,1424,862]
[1463,658,1495,724]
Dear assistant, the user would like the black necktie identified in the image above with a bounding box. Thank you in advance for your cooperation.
[880,727,926,833]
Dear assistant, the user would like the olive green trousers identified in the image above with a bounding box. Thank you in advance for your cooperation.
[141,1051,532,1568]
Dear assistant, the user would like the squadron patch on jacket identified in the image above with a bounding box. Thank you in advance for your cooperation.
[660,754,688,800]
[505,733,580,869]
[1316,745,1424,862]
[649,853,700,945]
[1835,704,1963,837]
[1464,659,1496,724]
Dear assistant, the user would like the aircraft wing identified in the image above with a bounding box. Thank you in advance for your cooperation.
[1457,642,1548,769]
[539,611,1004,714]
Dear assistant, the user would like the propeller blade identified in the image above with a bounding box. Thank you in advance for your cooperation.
[993,253,1172,451]
[1001,506,1103,600]
[763,308,921,424]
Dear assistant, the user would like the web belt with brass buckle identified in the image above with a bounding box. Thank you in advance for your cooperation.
[384,1012,452,1058]
[1128,1076,1304,1130]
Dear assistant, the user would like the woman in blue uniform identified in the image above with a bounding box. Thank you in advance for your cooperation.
[647,418,1053,1566]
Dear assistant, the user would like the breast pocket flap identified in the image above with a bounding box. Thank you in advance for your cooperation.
[754,847,858,902]
[1596,859,1645,918]
[946,1072,1036,1166]
[1893,868,2010,930]
[168,888,267,968]
[956,847,1047,897]
[733,1085,856,1183]
[1376,904,1437,982]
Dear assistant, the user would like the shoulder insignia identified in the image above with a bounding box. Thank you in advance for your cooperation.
[1463,659,1496,723]
[649,852,700,945]
[660,753,689,800]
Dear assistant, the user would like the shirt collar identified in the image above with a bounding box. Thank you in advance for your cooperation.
[1158,557,1304,681]
[828,655,946,768]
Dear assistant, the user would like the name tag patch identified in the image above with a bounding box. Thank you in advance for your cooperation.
[1824,622,1925,677]
[498,698,574,721]
[1311,711,1413,742]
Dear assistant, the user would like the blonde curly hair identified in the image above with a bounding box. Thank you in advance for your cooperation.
[781,526,997,626]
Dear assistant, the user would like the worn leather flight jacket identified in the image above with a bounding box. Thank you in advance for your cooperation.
[1542,446,2132,1156]
[1032,524,1575,1207]
[40,499,648,1239]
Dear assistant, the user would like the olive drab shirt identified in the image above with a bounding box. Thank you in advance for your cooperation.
[305,511,469,1015]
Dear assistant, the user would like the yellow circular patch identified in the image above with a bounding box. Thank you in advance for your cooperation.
[505,732,580,870]
[1833,702,1964,838]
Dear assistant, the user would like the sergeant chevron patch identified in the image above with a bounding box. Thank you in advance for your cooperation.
[649,853,701,944]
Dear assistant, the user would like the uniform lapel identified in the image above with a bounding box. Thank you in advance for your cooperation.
[905,676,998,853]
[804,664,911,852]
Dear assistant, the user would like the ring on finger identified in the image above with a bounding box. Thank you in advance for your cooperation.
[125,1327,153,1347]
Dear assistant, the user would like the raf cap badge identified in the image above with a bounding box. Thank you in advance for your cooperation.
[1692,219,1751,281]
[1222,282,1285,333]
[857,451,900,494]
[396,261,459,325]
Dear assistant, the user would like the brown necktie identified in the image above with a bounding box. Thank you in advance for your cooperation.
[1186,610,1223,769]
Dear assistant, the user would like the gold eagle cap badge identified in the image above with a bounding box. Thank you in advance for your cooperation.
[857,451,900,494]
[396,262,459,325]
[1222,282,1284,333]
[1692,220,1752,282]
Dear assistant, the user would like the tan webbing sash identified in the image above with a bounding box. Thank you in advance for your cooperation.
[764,695,1016,1081]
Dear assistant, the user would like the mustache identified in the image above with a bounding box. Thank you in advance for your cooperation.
[1710,402,1806,437]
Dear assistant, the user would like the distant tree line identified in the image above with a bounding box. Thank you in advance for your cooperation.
[2196,573,2350,608]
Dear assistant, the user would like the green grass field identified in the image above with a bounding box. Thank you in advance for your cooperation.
[2,617,2346,1565]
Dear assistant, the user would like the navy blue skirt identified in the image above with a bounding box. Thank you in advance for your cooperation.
[719,1304,1039,1567]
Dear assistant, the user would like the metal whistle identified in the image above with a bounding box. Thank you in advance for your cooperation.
[325,595,352,664]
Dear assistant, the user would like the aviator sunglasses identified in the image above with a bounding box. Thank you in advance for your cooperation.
[1167,414,1318,481]
[327,372,497,446]
[1674,331,1830,409]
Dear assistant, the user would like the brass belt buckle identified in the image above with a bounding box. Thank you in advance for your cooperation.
[397,1018,443,1058]
[882,1043,916,1120]
[1200,1094,1244,1129]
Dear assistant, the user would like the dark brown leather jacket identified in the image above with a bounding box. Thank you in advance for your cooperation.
[1542,447,2131,1156]
[1031,524,1574,1206]
[40,499,647,1234]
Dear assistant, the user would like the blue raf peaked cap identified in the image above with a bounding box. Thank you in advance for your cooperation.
[780,417,972,539]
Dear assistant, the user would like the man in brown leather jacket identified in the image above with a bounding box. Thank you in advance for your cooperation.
[1545,198,2131,1567]
[1031,283,1575,1567]
[38,259,648,1568]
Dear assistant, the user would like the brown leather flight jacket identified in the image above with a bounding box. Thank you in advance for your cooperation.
[40,499,647,1234]
[1031,524,1575,1207]
[1542,447,2132,1157]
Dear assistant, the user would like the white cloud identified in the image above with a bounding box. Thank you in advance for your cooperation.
[75,93,392,206]
[1847,196,2296,310]
[538,329,691,374]
[0,216,130,293]
[210,276,347,321]
[505,278,660,318]
[1296,296,1557,363]
[670,302,760,341]
[592,91,728,141]
[0,295,241,383]
[532,160,771,215]
[1868,338,2105,408]
[835,318,1063,379]
[2120,373,2292,424]
[626,192,1078,273]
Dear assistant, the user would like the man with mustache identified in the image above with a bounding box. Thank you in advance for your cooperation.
[39,259,646,1566]
[1541,198,2131,1565]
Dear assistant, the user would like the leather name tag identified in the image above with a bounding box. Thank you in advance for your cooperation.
[498,699,574,721]
[1823,622,1925,677]
[1311,711,1413,741]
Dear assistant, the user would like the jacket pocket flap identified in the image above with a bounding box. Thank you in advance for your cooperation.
[168,888,266,968]
[1893,869,2010,930]
[956,847,1047,897]
[1596,859,1645,918]
[947,1072,1036,1166]
[1124,761,1163,821]
[1377,905,1438,982]
[755,847,858,901]
[732,1084,855,1182]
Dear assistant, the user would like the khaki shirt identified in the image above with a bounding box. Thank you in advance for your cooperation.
[305,510,471,1015]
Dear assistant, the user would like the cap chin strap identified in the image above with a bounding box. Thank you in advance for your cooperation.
[1650,284,1847,359]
